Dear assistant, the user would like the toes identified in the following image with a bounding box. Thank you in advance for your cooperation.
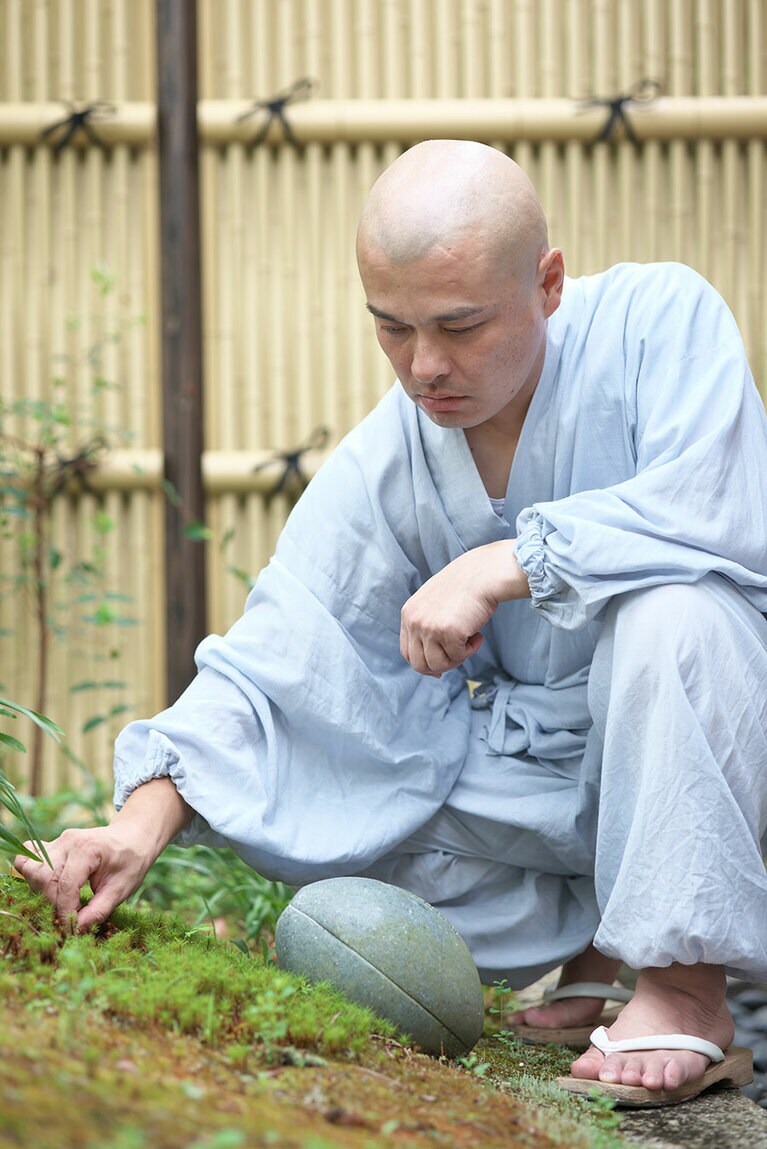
[516,1007,549,1026]
[661,1056,688,1091]
[570,1050,603,1080]
[592,1052,701,1090]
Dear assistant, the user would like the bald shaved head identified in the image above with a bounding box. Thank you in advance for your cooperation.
[356,140,549,282]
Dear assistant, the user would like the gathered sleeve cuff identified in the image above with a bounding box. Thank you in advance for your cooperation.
[514,509,600,631]
[113,727,217,849]
[514,512,568,603]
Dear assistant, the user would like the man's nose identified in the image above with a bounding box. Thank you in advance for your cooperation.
[410,336,448,384]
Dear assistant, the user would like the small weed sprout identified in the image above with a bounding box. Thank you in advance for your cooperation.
[456,1050,492,1077]
[488,977,523,1026]
[585,1087,622,1131]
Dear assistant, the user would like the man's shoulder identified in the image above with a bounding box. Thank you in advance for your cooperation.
[572,260,711,300]
[563,262,730,335]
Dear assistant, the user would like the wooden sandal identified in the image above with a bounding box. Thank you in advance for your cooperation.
[508,981,634,1048]
[556,1025,753,1108]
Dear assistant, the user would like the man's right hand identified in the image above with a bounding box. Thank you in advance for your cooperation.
[13,823,157,932]
[12,776,194,933]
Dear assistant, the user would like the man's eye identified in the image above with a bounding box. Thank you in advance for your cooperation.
[444,323,482,335]
[380,325,408,336]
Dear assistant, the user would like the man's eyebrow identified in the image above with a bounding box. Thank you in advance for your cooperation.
[365,303,488,323]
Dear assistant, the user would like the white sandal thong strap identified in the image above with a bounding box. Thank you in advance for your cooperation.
[544,982,634,1005]
[589,1025,725,1064]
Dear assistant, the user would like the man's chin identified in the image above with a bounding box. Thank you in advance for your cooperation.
[414,400,476,429]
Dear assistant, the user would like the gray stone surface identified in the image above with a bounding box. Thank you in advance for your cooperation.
[620,1088,767,1148]
[275,876,485,1058]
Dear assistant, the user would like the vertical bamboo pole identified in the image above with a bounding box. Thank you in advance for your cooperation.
[615,0,637,264]
[563,0,587,273]
[329,0,350,98]
[261,0,293,558]
[197,0,212,97]
[721,0,744,333]
[156,0,207,703]
[356,0,379,97]
[43,0,69,790]
[746,0,766,392]
[539,0,561,249]
[213,0,244,631]
[28,0,50,413]
[102,0,136,790]
[461,0,483,97]
[57,0,92,788]
[486,2,508,194]
[1,0,26,788]
[143,0,165,716]
[410,0,430,97]
[668,0,693,263]
[352,144,377,415]
[199,5,220,624]
[488,0,507,97]
[590,0,613,274]
[23,0,54,791]
[694,0,716,286]
[367,141,402,403]
[642,0,664,261]
[382,0,403,98]
[434,0,457,98]
[512,0,535,189]
[1,0,24,400]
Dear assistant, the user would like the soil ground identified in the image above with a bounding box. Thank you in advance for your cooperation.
[0,875,623,1149]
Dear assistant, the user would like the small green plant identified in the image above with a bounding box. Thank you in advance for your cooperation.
[456,1049,492,1077]
[0,269,137,791]
[0,698,62,862]
[584,1087,622,1132]
[488,976,523,1026]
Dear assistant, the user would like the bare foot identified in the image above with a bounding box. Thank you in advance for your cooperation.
[507,942,623,1030]
[570,963,734,1091]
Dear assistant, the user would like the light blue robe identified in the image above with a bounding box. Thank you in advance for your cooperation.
[115,263,767,986]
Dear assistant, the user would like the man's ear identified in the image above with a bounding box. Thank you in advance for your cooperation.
[539,248,565,318]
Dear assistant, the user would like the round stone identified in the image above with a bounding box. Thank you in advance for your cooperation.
[274,876,485,1058]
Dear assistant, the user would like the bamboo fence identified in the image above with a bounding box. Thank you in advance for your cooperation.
[0,0,765,792]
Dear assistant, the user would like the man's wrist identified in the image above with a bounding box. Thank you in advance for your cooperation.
[487,539,531,601]
[112,777,194,858]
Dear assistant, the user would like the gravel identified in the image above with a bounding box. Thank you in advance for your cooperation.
[728,980,767,1107]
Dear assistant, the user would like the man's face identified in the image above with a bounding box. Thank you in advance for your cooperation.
[358,236,563,432]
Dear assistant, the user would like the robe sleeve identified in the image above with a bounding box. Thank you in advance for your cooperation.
[112,390,471,885]
[514,266,767,629]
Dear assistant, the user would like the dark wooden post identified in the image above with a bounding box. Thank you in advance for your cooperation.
[155,0,207,704]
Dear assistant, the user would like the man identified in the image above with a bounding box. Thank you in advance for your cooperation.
[16,140,767,1104]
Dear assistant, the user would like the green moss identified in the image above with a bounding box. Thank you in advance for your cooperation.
[1,874,629,1149]
[1,875,394,1059]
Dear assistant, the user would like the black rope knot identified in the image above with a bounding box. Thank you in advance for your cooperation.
[237,78,317,147]
[579,78,662,144]
[40,100,117,152]
[252,426,330,502]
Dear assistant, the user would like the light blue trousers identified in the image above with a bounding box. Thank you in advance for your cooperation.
[363,576,767,988]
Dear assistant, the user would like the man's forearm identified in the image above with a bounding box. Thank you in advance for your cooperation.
[111,776,195,860]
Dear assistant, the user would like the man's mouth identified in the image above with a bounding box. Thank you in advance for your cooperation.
[418,393,466,412]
